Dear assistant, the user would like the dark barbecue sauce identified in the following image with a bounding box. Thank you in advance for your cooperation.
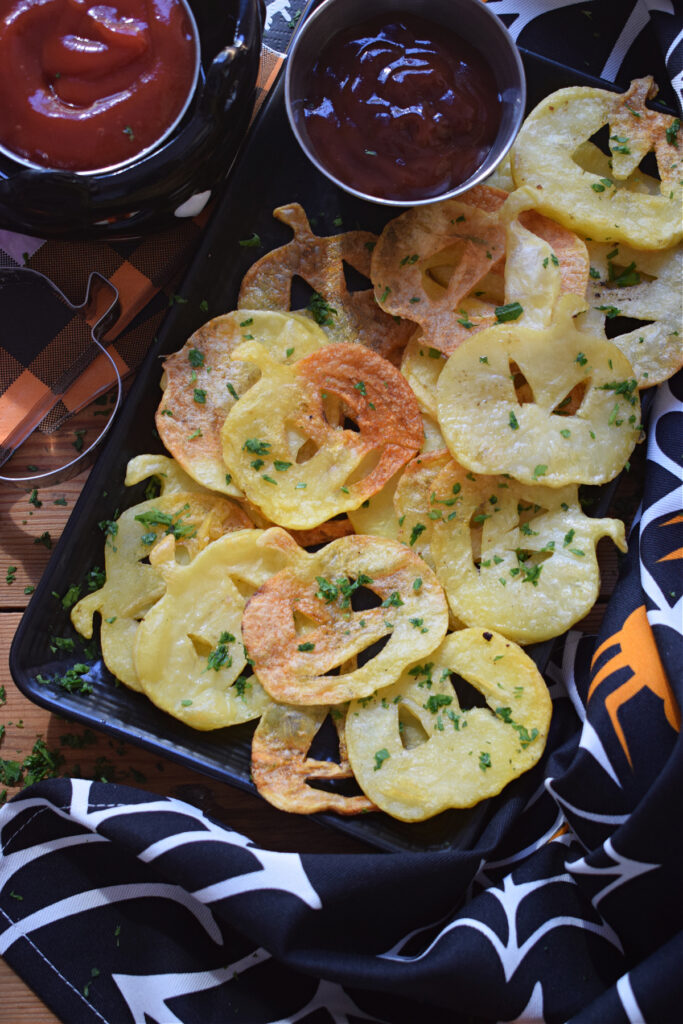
[301,12,501,201]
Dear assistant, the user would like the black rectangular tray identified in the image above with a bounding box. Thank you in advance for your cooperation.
[9,48,642,852]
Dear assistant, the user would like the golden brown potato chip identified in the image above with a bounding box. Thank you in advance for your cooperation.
[222,341,423,529]
[251,702,375,815]
[436,295,641,486]
[237,203,414,364]
[372,186,590,356]
[577,242,683,388]
[345,628,552,821]
[371,186,508,355]
[429,460,626,644]
[511,78,683,250]
[134,531,277,729]
[242,534,449,705]
[156,310,328,496]
[71,493,253,690]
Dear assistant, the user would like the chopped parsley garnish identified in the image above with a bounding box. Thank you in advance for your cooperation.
[508,410,519,430]
[193,388,206,404]
[274,460,292,471]
[409,522,426,546]
[134,504,196,540]
[479,751,491,770]
[298,642,315,652]
[596,378,638,405]
[596,304,621,319]
[382,591,404,608]
[494,302,523,323]
[206,632,235,671]
[424,693,452,713]
[666,118,680,147]
[532,464,547,479]
[307,291,337,326]
[373,748,390,771]
[238,233,261,247]
[188,347,204,367]
[243,438,271,456]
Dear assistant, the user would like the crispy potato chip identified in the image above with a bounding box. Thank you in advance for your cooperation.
[577,242,683,388]
[251,702,375,815]
[242,534,449,705]
[345,629,552,820]
[511,78,683,250]
[156,310,329,496]
[71,493,253,690]
[394,450,452,569]
[347,470,402,540]
[237,203,414,364]
[134,532,275,729]
[222,341,423,529]
[436,295,641,486]
[371,186,508,354]
[429,460,626,643]
[400,332,446,418]
[372,186,590,356]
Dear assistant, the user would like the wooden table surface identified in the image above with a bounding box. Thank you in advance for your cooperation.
[0,403,641,1023]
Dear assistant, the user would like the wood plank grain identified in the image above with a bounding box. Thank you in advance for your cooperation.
[0,961,60,1024]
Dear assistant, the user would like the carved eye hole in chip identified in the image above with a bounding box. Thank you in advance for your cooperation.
[398,704,430,750]
[188,633,213,659]
[343,261,372,293]
[551,378,590,416]
[509,361,534,405]
[422,242,467,295]
[290,273,319,311]
[449,671,489,711]
[295,438,320,464]
[604,315,655,341]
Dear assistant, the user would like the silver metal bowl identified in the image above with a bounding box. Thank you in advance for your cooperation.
[285,0,526,206]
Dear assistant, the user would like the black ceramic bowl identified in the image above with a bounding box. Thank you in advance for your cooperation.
[0,0,263,239]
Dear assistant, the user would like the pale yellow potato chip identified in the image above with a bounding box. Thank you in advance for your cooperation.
[345,628,552,821]
[347,470,402,541]
[511,78,683,249]
[156,310,329,497]
[242,534,449,705]
[134,535,267,729]
[436,295,641,486]
[221,340,422,529]
[429,460,626,644]
[400,332,446,419]
[251,702,375,815]
[70,493,252,690]
[394,450,452,569]
[577,242,683,388]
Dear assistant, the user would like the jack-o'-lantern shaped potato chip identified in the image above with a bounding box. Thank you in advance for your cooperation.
[134,528,304,728]
[511,78,683,250]
[251,702,375,815]
[222,340,423,529]
[156,310,329,497]
[345,629,552,821]
[577,241,683,388]
[372,186,590,357]
[242,534,449,706]
[436,296,641,486]
[429,460,626,644]
[237,203,414,364]
[71,493,253,690]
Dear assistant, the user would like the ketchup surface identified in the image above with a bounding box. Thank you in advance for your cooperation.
[301,12,501,201]
[0,0,197,171]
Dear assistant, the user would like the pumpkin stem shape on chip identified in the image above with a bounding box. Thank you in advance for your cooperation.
[222,340,423,529]
[429,459,626,644]
[242,534,449,706]
[511,78,683,249]
[436,295,641,487]
[251,702,375,815]
[237,202,414,365]
[345,629,552,821]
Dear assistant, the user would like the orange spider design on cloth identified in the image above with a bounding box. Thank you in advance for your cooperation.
[588,604,681,768]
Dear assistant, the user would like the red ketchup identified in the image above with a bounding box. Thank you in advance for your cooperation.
[301,12,501,201]
[0,0,197,171]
